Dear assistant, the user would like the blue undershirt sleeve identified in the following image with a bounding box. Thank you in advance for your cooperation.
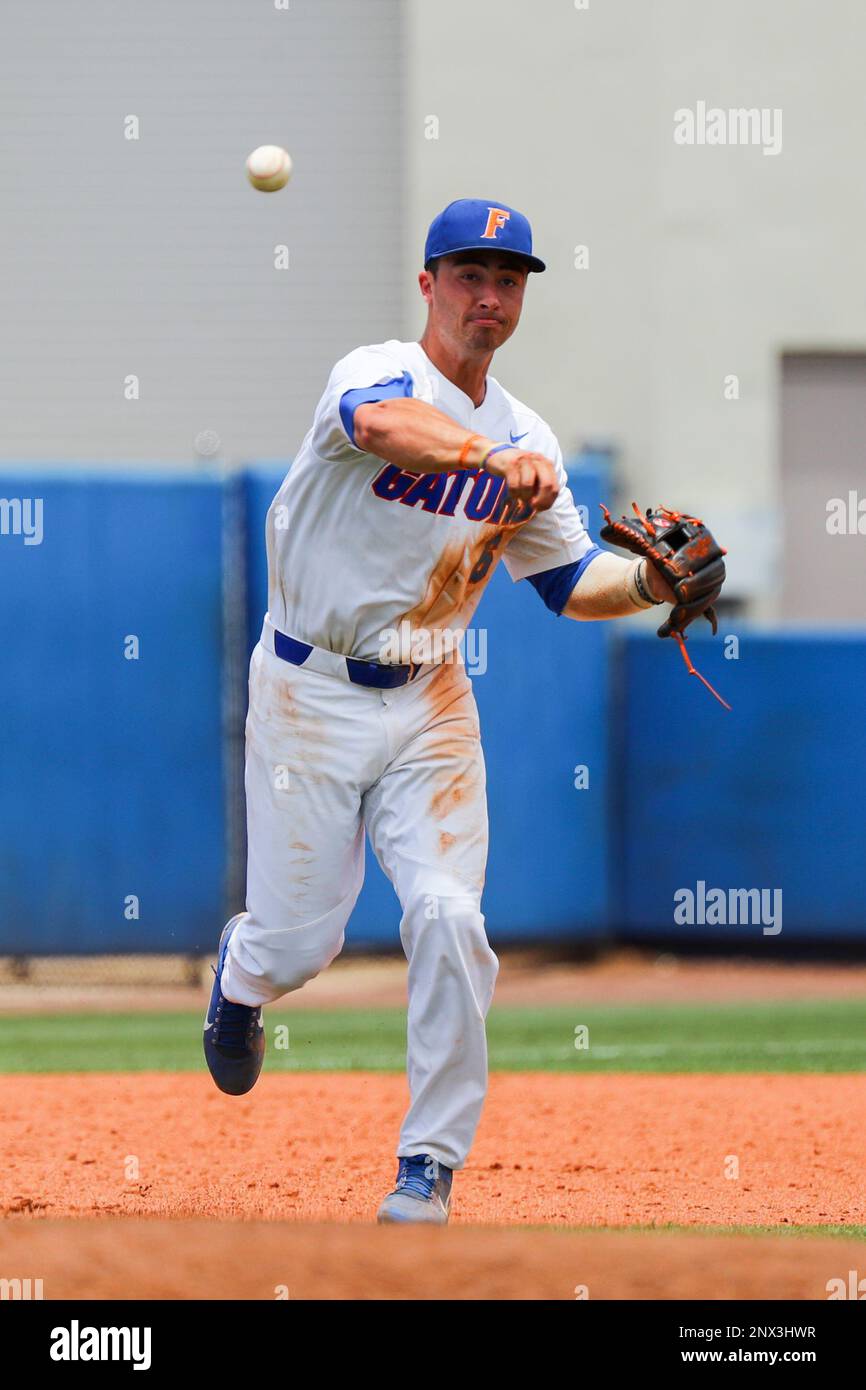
[338,372,414,447]
[524,545,604,615]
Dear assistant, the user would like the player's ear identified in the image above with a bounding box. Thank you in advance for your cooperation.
[418,268,434,305]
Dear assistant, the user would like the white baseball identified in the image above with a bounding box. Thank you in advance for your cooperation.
[246,145,293,193]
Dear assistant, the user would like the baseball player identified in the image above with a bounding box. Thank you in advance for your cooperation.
[204,198,725,1224]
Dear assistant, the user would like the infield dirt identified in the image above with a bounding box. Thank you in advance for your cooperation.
[2,1072,864,1227]
[1,1217,861,1300]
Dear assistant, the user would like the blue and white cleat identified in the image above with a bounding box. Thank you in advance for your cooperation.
[203,921,265,1095]
[376,1154,453,1225]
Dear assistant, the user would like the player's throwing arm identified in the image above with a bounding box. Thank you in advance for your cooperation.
[353,396,559,511]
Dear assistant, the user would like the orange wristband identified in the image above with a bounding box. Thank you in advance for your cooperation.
[458,432,484,466]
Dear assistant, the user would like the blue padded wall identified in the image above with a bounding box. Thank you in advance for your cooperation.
[0,474,226,953]
[619,631,866,941]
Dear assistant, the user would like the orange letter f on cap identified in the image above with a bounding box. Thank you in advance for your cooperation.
[481,207,511,240]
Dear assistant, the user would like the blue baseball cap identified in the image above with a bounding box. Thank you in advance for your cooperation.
[424,198,546,274]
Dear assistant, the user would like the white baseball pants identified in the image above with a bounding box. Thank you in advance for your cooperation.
[220,634,499,1171]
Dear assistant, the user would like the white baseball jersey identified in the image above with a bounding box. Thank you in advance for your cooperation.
[265,339,600,663]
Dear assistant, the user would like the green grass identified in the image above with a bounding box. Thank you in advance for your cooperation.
[0,999,864,1073]
[538,1224,866,1240]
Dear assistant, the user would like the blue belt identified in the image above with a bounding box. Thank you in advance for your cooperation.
[272,628,422,689]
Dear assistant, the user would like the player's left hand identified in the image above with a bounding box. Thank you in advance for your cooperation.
[600,502,727,638]
[642,560,677,605]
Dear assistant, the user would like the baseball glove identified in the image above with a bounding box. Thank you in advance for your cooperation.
[600,502,730,707]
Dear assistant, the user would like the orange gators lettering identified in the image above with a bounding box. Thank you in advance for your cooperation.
[481,207,511,240]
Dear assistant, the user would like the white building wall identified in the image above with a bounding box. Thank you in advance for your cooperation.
[405,0,866,609]
[0,0,405,469]
[4,0,864,615]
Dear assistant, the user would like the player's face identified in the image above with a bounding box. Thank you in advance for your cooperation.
[425,253,528,354]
